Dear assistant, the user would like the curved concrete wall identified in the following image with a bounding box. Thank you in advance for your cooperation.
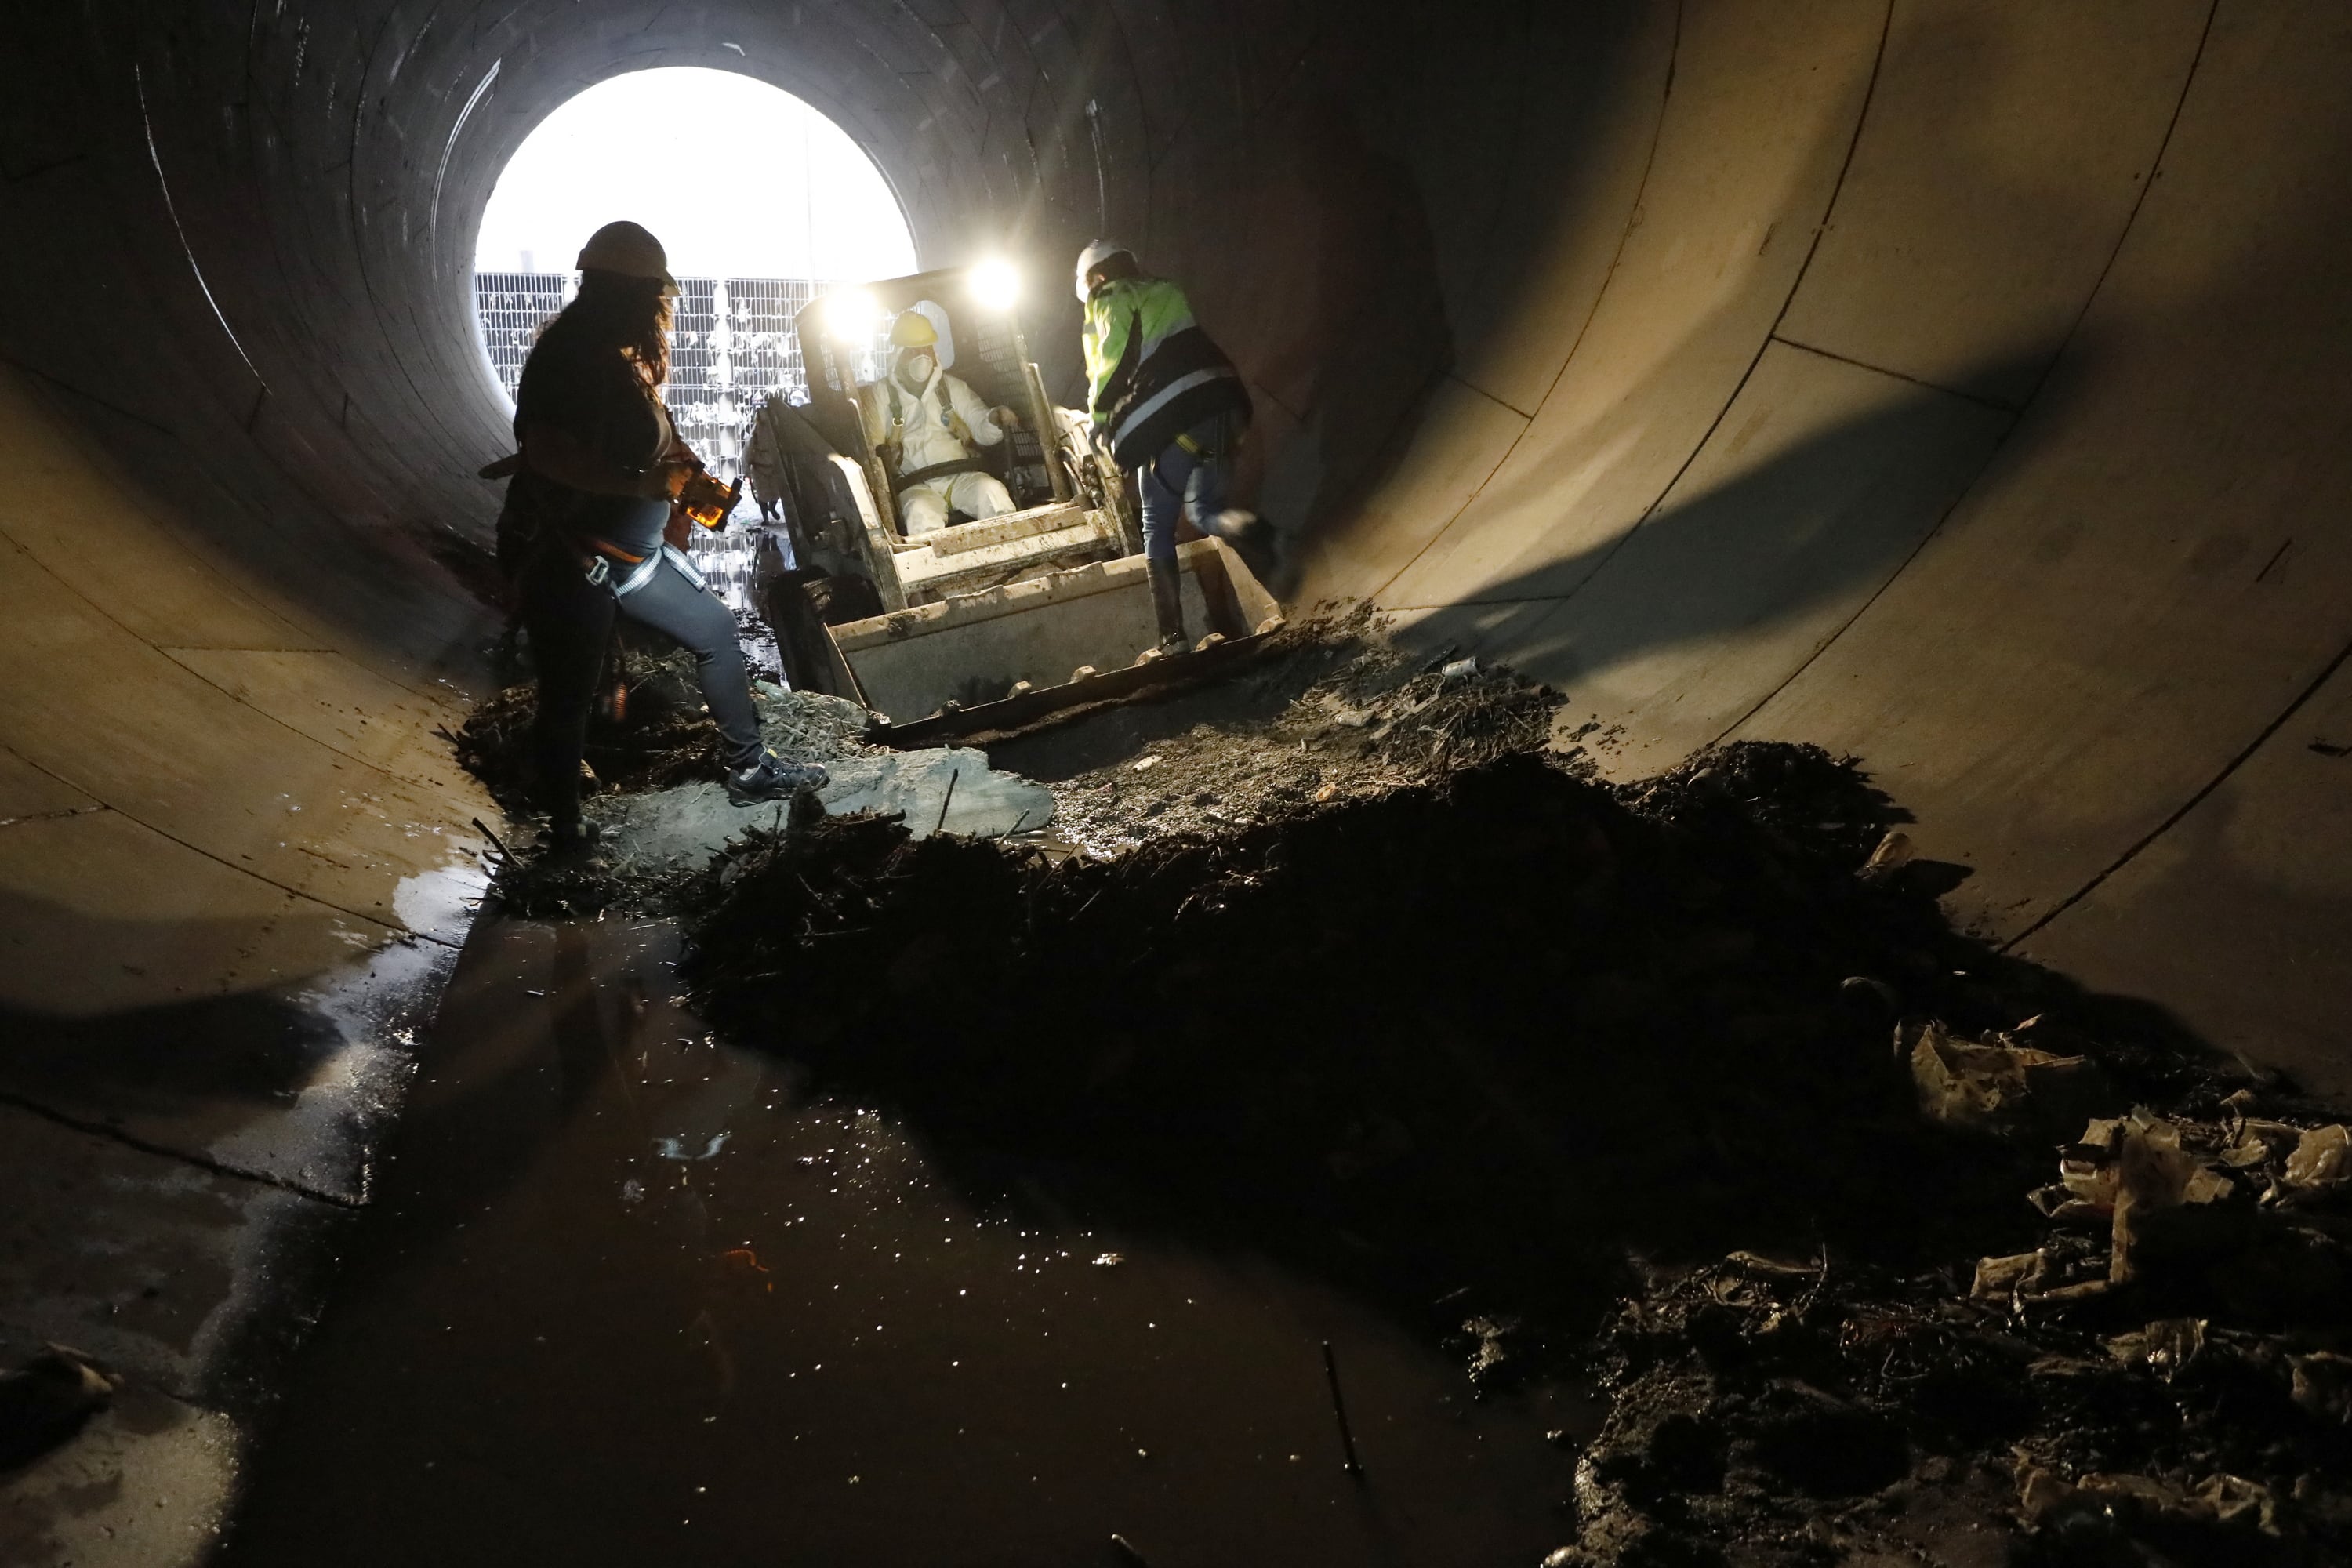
[1,0,2347,1121]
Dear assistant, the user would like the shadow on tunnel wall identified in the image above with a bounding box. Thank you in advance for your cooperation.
[1218,1,1655,557]
[0,881,462,1204]
[1389,348,2038,707]
[1338,0,2339,792]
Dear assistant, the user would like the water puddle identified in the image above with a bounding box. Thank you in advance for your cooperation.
[220,915,1572,1566]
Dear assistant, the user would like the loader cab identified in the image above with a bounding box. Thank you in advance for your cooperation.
[760,263,1274,729]
[796,270,1074,542]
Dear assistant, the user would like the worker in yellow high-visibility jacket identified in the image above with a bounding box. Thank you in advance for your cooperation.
[1077,239,1279,659]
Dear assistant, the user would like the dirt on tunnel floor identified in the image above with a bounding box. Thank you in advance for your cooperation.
[446,615,2352,1566]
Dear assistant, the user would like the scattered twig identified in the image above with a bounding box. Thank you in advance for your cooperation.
[1322,1340,1365,1478]
[470,817,514,865]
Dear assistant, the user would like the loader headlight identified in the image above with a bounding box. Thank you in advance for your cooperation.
[823,288,881,341]
[968,258,1020,313]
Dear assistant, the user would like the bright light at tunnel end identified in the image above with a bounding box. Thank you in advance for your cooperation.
[824,287,882,341]
[967,258,1021,313]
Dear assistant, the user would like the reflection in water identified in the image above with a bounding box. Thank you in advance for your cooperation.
[222,916,1576,1567]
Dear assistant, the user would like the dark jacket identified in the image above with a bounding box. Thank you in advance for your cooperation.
[1082,276,1251,468]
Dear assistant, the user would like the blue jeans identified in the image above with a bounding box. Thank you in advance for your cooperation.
[1138,412,1244,564]
[522,543,764,825]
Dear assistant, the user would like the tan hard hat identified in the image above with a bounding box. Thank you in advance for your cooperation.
[889,310,938,349]
[576,221,679,294]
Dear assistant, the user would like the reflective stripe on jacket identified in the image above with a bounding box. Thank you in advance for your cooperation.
[1082,276,1250,467]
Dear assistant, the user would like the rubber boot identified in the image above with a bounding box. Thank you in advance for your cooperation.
[1142,557,1189,662]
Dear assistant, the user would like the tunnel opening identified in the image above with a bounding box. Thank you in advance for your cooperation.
[470,66,917,506]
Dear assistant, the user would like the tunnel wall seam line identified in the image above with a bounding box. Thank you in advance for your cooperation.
[0,803,109,833]
[0,660,466,949]
[339,8,476,478]
[0,152,92,183]
[430,58,503,264]
[139,30,493,696]
[1702,416,2020,754]
[1708,0,2223,771]
[0,520,466,798]
[1473,0,1899,627]
[153,644,336,654]
[1356,0,1683,604]
[0,1086,363,1210]
[1766,333,2016,413]
[12,353,471,711]
[132,62,264,387]
[2002,626,2352,957]
[1998,0,2222,423]
[0,350,176,436]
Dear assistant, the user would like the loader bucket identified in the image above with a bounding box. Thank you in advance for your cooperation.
[826,539,1281,739]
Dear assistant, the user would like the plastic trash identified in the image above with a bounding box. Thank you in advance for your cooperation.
[2290,1351,2352,1424]
[2284,1124,2350,1192]
[1906,1020,2113,1137]
[1858,829,1915,883]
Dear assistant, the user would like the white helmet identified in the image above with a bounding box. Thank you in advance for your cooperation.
[1074,238,1134,302]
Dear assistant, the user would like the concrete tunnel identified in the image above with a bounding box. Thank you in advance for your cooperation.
[2,0,2350,1551]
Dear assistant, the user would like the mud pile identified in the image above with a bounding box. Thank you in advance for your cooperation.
[449,637,876,813]
[453,637,879,916]
[1011,618,1563,854]
[681,742,2352,1564]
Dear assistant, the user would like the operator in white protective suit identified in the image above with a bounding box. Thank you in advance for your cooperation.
[857,310,1023,536]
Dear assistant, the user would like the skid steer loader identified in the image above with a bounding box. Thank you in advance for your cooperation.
[751,265,1280,744]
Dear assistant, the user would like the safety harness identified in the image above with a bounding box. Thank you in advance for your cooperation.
[580,539,705,598]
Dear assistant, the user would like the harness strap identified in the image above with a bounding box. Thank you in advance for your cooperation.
[897,456,991,489]
[601,543,701,599]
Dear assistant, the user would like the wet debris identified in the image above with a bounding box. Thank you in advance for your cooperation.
[451,637,888,915]
[675,686,2352,1564]
[1039,619,1563,855]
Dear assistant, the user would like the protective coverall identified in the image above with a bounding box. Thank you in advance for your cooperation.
[858,354,1017,536]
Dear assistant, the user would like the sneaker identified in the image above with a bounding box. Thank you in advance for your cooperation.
[726,752,830,804]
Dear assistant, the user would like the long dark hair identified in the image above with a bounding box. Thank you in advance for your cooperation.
[540,268,673,387]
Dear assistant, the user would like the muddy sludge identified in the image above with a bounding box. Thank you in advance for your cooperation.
[442,612,2352,1563]
[678,742,2352,1566]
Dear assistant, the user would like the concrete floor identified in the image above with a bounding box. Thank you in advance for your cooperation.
[213,914,1577,1566]
[3,0,2351,1560]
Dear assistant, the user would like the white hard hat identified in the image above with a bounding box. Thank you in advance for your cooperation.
[1074,238,1134,302]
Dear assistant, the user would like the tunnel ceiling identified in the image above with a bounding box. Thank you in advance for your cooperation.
[2,0,2350,1112]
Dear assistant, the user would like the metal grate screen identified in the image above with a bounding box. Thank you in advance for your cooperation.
[475,272,832,501]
